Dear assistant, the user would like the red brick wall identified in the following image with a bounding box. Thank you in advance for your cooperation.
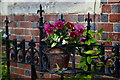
[0,1,120,79]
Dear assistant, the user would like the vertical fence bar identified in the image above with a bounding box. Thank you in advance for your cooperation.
[14,39,17,61]
[37,4,44,72]
[22,39,25,62]
[85,13,92,71]
[5,17,10,80]
[100,44,105,73]
[115,44,120,77]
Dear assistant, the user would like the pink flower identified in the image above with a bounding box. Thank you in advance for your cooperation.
[54,20,64,29]
[69,31,78,39]
[75,24,84,35]
[80,37,86,41]
[44,24,54,34]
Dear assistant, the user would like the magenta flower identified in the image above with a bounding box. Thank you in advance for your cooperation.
[44,24,54,34]
[54,20,64,29]
[80,37,86,41]
[75,24,84,35]
[69,31,78,39]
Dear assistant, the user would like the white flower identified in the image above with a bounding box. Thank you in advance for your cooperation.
[0,29,3,32]
[3,33,7,38]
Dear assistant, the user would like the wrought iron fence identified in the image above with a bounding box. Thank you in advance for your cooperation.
[4,4,120,80]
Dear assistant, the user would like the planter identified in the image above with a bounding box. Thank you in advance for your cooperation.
[47,47,70,71]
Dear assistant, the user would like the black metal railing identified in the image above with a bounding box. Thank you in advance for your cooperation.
[4,4,120,80]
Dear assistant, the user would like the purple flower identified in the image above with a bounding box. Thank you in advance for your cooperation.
[69,31,78,39]
[3,33,7,38]
[54,20,64,29]
[74,24,84,35]
[44,24,54,34]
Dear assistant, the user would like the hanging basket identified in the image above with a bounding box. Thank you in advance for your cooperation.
[47,47,70,71]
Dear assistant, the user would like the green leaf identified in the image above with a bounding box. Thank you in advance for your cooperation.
[87,56,92,64]
[86,75,92,79]
[91,56,98,58]
[85,50,95,54]
[85,40,91,45]
[88,31,96,35]
[51,43,57,47]
[106,38,111,42]
[90,38,97,43]
[56,63,60,70]
[77,62,86,68]
[97,62,104,66]
[95,50,101,55]
[98,28,104,33]
[80,57,86,62]
[83,65,88,71]
[118,38,120,41]
[97,33,101,38]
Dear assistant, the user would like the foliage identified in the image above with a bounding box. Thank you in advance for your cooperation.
[43,21,102,47]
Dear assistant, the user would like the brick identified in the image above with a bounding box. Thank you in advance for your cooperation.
[101,33,109,40]
[78,15,84,22]
[85,14,100,22]
[14,28,25,35]
[24,69,31,76]
[34,36,39,42]
[112,5,120,13]
[9,34,16,40]
[114,24,120,32]
[10,62,17,67]
[0,22,3,27]
[14,14,25,21]
[44,14,58,21]
[17,63,22,68]
[43,74,51,78]
[17,75,31,80]
[30,29,39,36]
[75,56,82,63]
[21,36,32,41]
[101,14,108,22]
[9,22,17,27]
[10,73,18,79]
[64,14,78,22]
[16,35,22,41]
[22,64,31,69]
[24,15,28,21]
[108,0,120,3]
[90,23,96,30]
[24,29,31,35]
[15,68,24,75]
[102,5,111,13]
[1,15,14,22]
[20,21,32,28]
[32,22,38,28]
[109,33,120,41]
[28,14,39,22]
[16,22,21,28]
[96,23,113,32]
[9,28,14,34]
[10,67,16,73]
[104,42,112,50]
[109,14,120,22]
